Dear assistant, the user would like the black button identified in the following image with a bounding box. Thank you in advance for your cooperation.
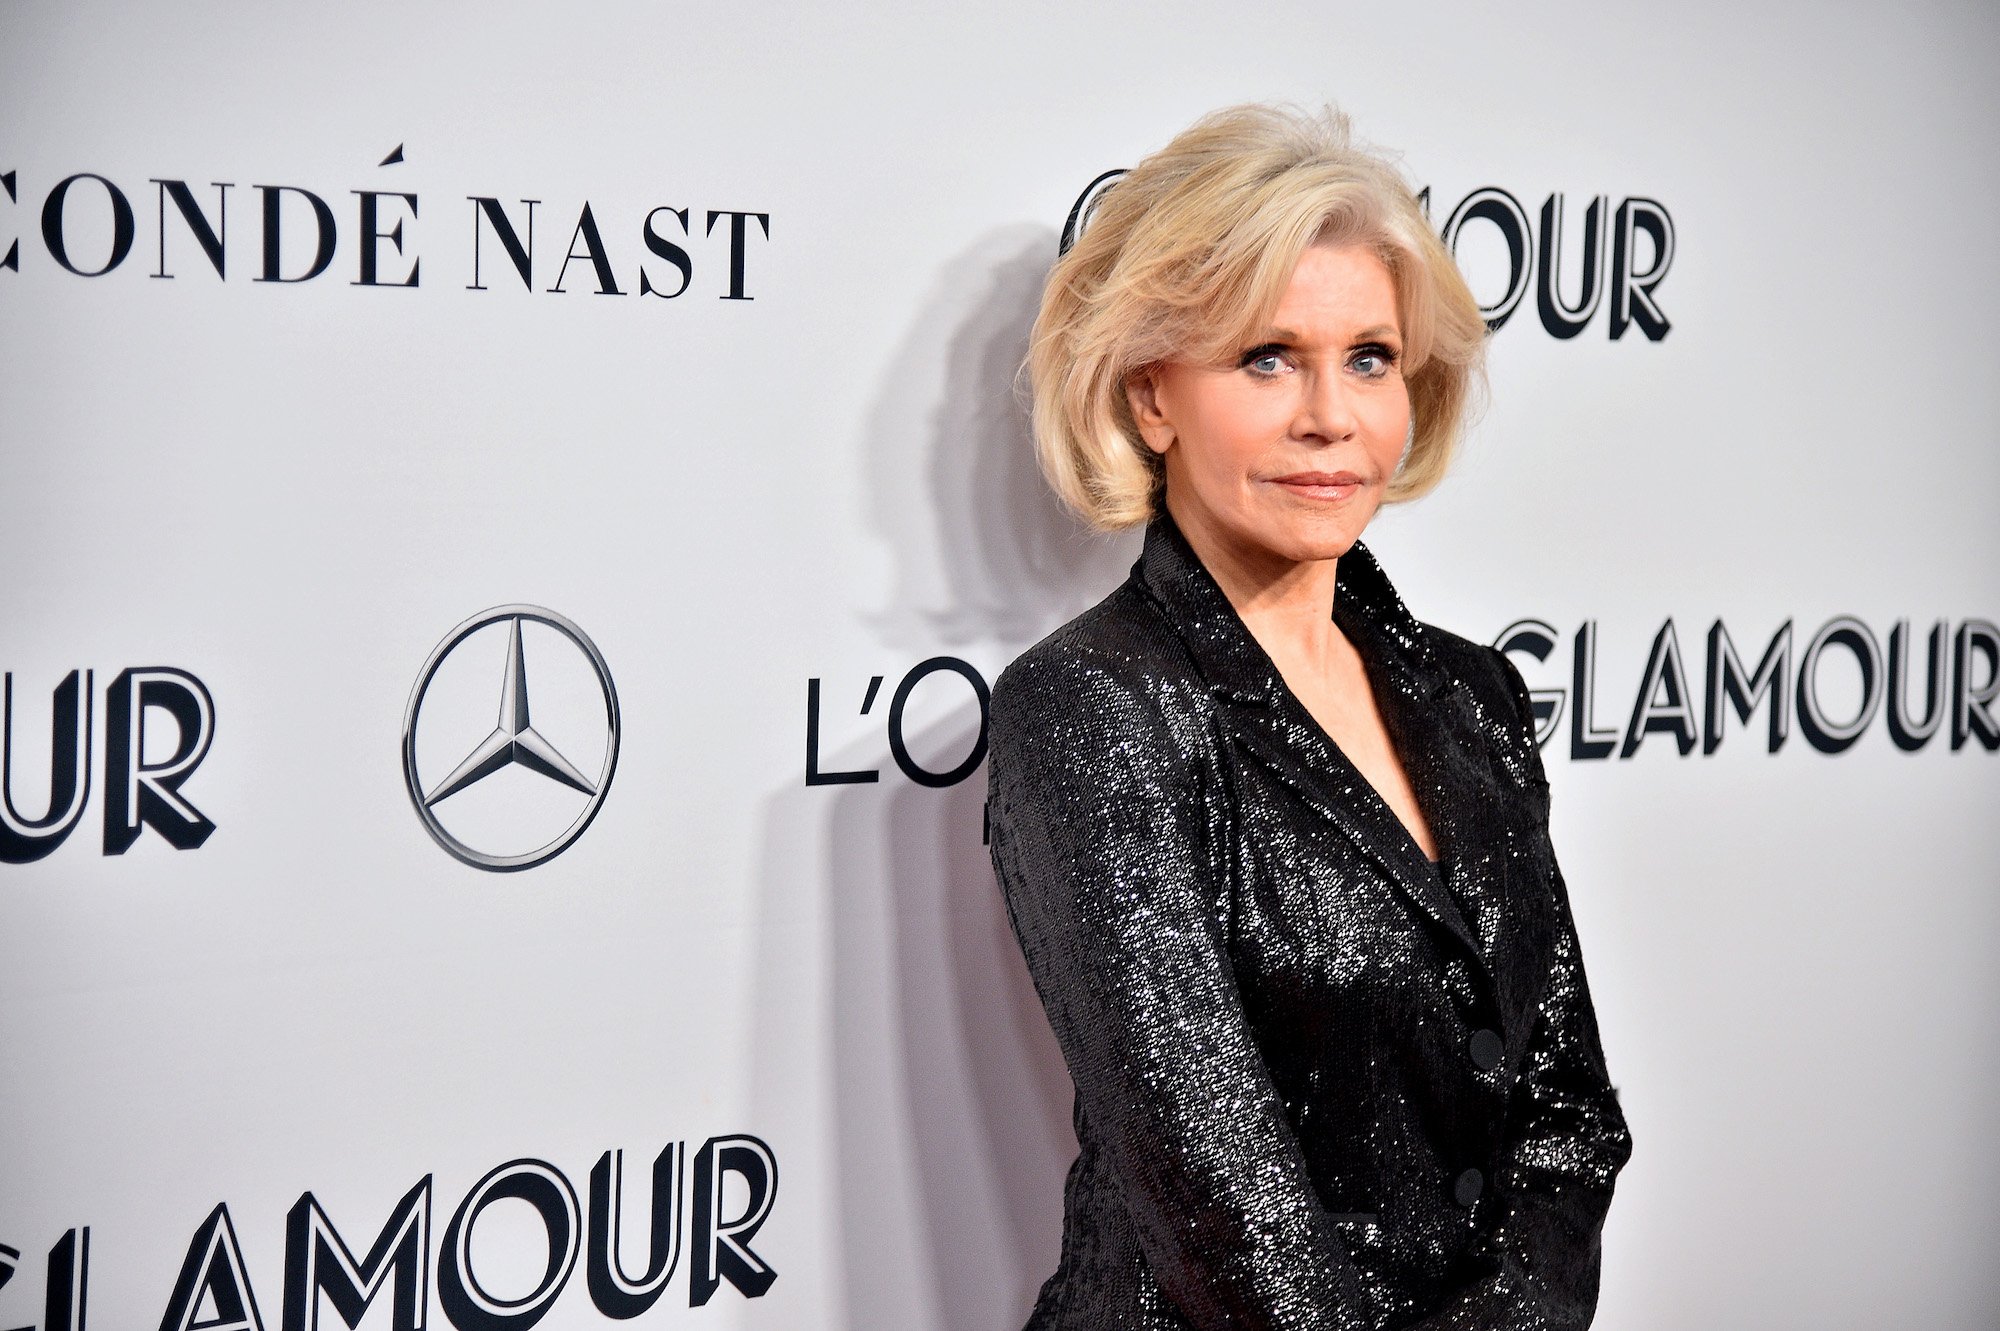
[1469,1028,1504,1072]
[1454,1168,1484,1207]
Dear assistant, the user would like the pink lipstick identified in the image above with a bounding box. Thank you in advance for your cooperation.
[1268,470,1365,500]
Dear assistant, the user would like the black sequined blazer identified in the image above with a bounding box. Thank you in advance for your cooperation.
[987,516,1631,1331]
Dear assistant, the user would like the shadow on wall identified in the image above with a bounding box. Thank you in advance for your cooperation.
[852,727,1071,1327]
[753,742,1072,1330]
[861,224,1138,649]
[752,227,1141,1327]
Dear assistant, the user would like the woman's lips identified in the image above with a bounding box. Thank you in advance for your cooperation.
[1269,470,1365,499]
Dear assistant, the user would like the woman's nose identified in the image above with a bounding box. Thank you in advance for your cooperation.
[1291,370,1358,444]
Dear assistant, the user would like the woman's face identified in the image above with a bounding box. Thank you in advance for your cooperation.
[1129,242,1412,573]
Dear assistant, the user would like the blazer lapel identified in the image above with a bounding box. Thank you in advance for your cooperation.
[1222,699,1480,959]
[1133,518,1483,964]
[1332,552,1537,994]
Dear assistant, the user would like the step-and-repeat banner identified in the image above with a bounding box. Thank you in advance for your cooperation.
[4,4,1996,1329]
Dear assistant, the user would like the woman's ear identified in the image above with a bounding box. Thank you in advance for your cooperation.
[1125,368,1175,456]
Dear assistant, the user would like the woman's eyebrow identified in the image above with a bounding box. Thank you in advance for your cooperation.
[1251,323,1402,345]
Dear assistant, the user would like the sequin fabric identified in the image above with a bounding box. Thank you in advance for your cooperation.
[987,516,1631,1330]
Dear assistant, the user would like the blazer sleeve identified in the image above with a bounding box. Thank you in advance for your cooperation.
[1408,652,1634,1330]
[987,645,1375,1329]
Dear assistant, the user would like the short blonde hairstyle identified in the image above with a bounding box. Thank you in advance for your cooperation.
[1030,103,1487,530]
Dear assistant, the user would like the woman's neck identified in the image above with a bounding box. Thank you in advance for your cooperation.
[1167,498,1348,677]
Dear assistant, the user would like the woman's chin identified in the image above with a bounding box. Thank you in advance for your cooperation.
[1266,513,1371,565]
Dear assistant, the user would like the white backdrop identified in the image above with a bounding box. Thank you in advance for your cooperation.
[3,4,1998,1329]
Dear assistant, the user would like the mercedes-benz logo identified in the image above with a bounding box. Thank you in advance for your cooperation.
[402,605,620,871]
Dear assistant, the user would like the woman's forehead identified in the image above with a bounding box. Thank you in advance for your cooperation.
[1269,246,1400,323]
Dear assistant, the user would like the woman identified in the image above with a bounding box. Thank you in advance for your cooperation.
[986,105,1632,1330]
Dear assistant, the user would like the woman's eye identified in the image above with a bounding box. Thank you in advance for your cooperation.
[1351,346,1399,378]
[1240,347,1290,376]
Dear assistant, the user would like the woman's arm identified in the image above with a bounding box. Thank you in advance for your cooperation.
[988,643,1374,1329]
[1407,653,1634,1329]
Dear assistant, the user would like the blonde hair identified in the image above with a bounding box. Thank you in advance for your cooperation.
[1029,103,1487,530]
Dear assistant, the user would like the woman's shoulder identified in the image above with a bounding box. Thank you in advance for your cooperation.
[1412,616,1541,764]
[988,580,1219,807]
[990,578,1203,736]
[1417,619,1517,697]
[1343,539,1521,724]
